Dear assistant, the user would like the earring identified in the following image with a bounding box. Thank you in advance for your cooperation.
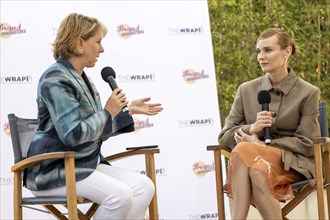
[284,56,287,59]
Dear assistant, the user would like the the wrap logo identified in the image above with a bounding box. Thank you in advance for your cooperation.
[178,118,214,127]
[182,69,209,84]
[1,75,33,84]
[0,23,27,39]
[0,176,14,185]
[117,73,156,82]
[189,213,218,219]
[192,161,215,177]
[117,24,144,39]
[139,168,166,176]
[169,27,204,35]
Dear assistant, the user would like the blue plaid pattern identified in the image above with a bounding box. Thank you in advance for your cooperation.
[26,58,134,191]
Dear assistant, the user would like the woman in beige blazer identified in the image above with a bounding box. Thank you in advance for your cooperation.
[218,28,320,219]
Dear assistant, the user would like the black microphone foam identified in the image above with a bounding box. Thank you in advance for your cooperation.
[257,90,271,105]
[101,66,128,112]
[257,90,271,144]
[101,66,116,80]
[101,66,118,90]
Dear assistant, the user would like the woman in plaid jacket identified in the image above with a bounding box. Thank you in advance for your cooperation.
[26,13,162,219]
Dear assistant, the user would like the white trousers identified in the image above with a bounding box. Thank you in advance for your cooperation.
[32,164,155,219]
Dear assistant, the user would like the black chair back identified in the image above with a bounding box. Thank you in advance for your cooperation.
[318,101,329,137]
[8,114,38,163]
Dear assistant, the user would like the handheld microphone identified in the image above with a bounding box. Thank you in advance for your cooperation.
[101,66,128,112]
[257,90,271,144]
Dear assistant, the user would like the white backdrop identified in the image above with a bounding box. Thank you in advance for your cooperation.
[0,1,230,219]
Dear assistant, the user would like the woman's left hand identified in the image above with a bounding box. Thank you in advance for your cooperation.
[234,128,264,145]
[128,97,163,116]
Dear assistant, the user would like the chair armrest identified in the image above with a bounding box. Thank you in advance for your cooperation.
[11,151,78,219]
[207,144,232,158]
[313,137,330,144]
[314,137,330,155]
[11,152,75,172]
[105,148,160,163]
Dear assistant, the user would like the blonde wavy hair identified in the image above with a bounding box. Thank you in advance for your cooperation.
[53,13,108,60]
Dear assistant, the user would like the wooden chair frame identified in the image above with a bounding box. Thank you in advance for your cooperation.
[313,136,330,220]
[207,102,330,220]
[8,113,160,220]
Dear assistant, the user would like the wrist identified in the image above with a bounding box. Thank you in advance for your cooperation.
[105,107,116,118]
[128,106,134,115]
[249,124,257,134]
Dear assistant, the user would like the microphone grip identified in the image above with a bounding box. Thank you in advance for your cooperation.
[261,103,271,144]
[106,76,129,113]
[261,103,269,111]
[264,127,271,144]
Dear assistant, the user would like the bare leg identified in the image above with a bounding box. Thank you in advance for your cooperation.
[230,154,252,219]
[249,168,282,220]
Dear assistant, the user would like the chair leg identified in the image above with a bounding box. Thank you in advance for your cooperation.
[281,184,314,217]
[63,202,98,220]
[323,144,330,219]
[13,172,23,220]
[85,203,99,219]
[77,209,90,220]
[314,142,326,219]
[64,153,78,220]
[43,205,68,220]
[213,149,226,220]
[145,152,159,220]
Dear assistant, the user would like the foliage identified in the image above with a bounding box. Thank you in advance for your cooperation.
[208,0,330,132]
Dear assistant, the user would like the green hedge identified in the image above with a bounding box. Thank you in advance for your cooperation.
[208,0,330,133]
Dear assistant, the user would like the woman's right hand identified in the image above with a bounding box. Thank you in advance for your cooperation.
[104,88,129,117]
[250,110,273,135]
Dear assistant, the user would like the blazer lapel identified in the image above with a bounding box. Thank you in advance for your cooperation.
[75,72,98,113]
[58,58,98,113]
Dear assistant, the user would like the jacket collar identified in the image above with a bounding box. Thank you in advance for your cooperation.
[261,67,299,95]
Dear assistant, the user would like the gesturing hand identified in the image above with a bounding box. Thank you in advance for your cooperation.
[128,97,163,116]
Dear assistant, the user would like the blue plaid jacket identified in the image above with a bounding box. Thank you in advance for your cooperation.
[26,58,134,191]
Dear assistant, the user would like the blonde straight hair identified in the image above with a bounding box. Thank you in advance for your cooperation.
[53,13,107,60]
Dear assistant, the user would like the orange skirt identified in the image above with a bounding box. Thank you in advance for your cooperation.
[226,142,305,202]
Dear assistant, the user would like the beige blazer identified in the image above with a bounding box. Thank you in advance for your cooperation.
[218,68,320,179]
